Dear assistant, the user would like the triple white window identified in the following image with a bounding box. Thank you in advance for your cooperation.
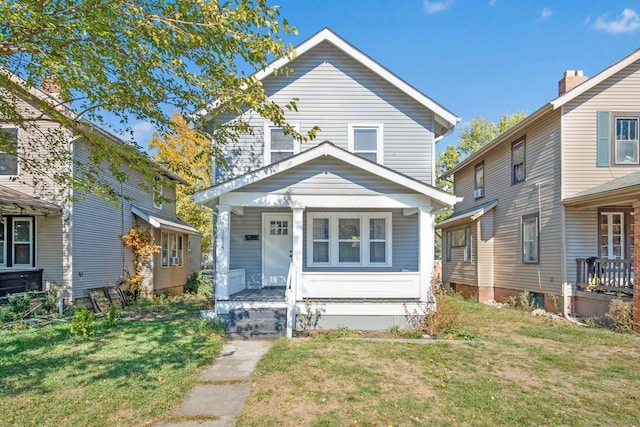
[348,124,383,163]
[264,123,300,165]
[307,212,392,267]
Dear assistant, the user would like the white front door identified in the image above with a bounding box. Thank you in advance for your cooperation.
[263,213,293,287]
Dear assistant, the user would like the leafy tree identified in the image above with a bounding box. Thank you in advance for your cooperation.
[457,111,527,158]
[148,113,214,254]
[1,0,315,200]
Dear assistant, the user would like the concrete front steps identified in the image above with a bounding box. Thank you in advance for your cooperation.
[225,308,287,339]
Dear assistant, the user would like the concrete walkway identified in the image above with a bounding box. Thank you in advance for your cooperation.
[156,340,275,427]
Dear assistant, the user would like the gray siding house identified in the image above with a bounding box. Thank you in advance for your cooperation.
[439,50,640,328]
[0,74,201,304]
[193,28,459,334]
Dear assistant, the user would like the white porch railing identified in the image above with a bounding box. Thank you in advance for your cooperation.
[285,262,296,338]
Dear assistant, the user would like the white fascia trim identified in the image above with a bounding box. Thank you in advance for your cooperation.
[551,49,640,110]
[252,28,459,129]
[193,143,457,207]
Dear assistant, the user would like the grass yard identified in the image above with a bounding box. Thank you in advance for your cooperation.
[0,297,224,427]
[236,299,640,427]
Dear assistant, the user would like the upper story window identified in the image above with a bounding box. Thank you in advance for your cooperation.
[512,138,525,183]
[348,124,383,163]
[615,117,639,165]
[264,124,300,165]
[0,127,19,176]
[474,162,484,198]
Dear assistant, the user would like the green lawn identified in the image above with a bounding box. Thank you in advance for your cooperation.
[237,300,640,427]
[0,297,224,427]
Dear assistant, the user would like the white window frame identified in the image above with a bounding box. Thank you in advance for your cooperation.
[0,126,20,178]
[161,231,183,268]
[306,212,392,267]
[153,178,163,209]
[12,217,32,266]
[264,122,300,165]
[614,117,639,165]
[522,213,539,264]
[348,123,383,164]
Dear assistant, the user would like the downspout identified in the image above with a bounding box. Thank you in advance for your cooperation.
[561,202,583,326]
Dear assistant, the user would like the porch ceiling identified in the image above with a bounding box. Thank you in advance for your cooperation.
[0,185,61,216]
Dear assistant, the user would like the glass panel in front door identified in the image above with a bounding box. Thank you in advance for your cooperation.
[601,212,624,259]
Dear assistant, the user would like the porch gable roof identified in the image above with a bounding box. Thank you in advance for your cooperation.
[192,142,460,209]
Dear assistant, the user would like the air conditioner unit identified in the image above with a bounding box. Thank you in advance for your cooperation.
[474,188,484,198]
[170,257,179,266]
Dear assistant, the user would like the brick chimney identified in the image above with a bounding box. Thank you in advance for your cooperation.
[558,70,588,96]
[40,76,61,97]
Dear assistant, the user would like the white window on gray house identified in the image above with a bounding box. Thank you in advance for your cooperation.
[339,218,360,263]
[161,231,183,267]
[348,124,383,163]
[512,139,525,183]
[312,218,329,263]
[0,127,19,176]
[474,162,484,198]
[13,218,32,266]
[307,212,391,267]
[369,218,387,263]
[264,125,300,164]
[522,213,539,263]
[615,117,639,164]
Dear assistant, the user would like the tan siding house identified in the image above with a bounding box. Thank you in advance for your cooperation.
[0,77,201,304]
[439,50,640,328]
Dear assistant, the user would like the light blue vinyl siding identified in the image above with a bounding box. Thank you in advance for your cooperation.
[216,40,436,185]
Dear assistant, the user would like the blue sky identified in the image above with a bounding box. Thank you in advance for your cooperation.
[134,1,640,152]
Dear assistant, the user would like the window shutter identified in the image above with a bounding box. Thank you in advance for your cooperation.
[596,111,610,167]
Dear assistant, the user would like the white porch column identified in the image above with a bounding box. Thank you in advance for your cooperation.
[419,206,435,304]
[215,204,231,308]
[287,207,304,338]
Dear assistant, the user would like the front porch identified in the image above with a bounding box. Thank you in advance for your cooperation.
[575,258,634,295]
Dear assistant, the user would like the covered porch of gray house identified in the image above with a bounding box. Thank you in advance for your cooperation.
[563,172,640,330]
[0,185,62,297]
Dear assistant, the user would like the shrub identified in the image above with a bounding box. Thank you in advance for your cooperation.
[104,305,121,328]
[184,272,213,297]
[8,293,31,318]
[405,289,462,337]
[70,306,95,339]
[296,298,319,331]
[605,298,633,333]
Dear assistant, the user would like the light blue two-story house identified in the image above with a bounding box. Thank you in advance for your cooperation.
[193,28,459,335]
